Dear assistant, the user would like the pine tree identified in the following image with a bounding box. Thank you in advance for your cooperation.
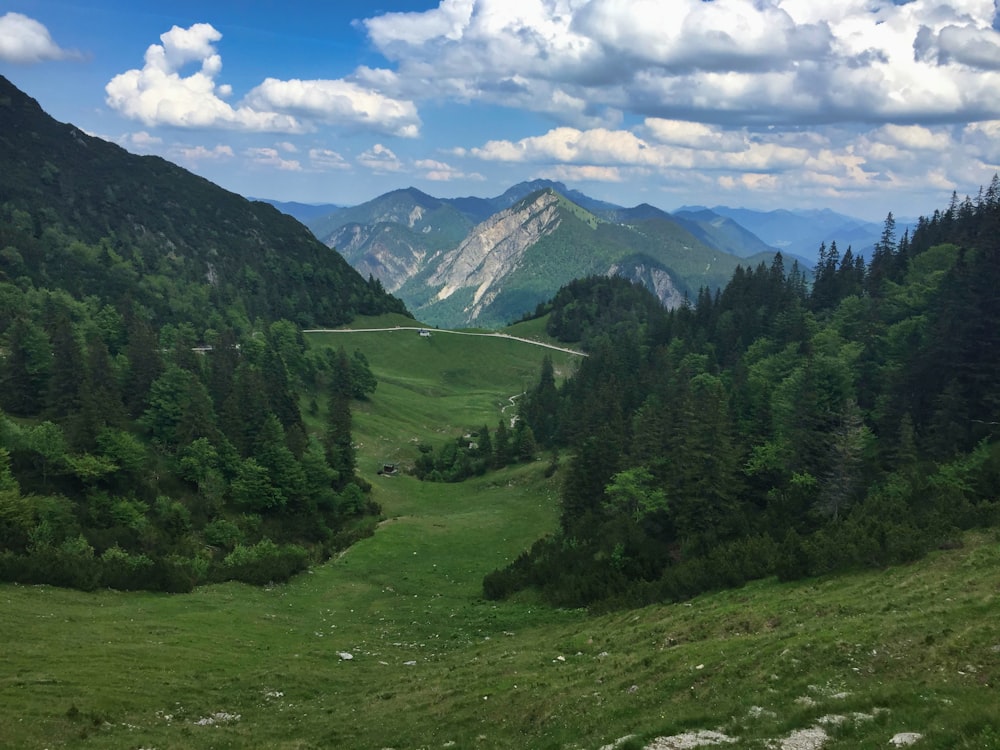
[324,349,355,486]
[493,418,512,468]
[122,315,163,419]
[46,316,83,421]
[1,318,52,415]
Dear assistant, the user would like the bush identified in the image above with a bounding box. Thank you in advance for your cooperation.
[221,538,310,585]
[203,518,242,551]
[99,546,155,590]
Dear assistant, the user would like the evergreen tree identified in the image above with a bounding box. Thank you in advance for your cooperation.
[493,418,512,468]
[253,413,306,509]
[324,348,355,485]
[46,316,83,421]
[1,318,52,415]
[522,354,559,445]
[122,314,163,419]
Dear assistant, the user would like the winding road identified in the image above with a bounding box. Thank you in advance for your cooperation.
[302,326,588,357]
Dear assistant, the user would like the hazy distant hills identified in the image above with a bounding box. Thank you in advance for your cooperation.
[685,205,914,262]
[300,180,790,329]
[253,199,342,225]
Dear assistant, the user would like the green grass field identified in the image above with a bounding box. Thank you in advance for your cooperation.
[2,323,998,749]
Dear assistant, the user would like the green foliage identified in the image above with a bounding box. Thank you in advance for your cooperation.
[221,538,310,585]
[0,76,405,591]
[490,183,1000,609]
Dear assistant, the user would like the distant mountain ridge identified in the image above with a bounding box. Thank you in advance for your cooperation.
[299,180,789,328]
[252,199,342,225]
[683,205,916,262]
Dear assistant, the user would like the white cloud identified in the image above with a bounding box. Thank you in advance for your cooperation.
[246,147,302,171]
[244,78,420,137]
[539,165,630,183]
[174,144,235,163]
[115,130,163,153]
[358,143,404,173]
[463,116,1000,208]
[472,127,660,166]
[359,1,1000,126]
[106,24,303,132]
[0,12,79,64]
[414,158,485,181]
[309,148,351,170]
[106,23,419,137]
[643,119,747,152]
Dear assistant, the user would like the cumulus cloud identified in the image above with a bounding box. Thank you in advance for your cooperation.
[246,147,302,171]
[106,23,420,136]
[358,143,404,172]
[0,12,79,63]
[462,116,999,210]
[174,144,235,163]
[360,0,1000,125]
[244,78,420,137]
[106,24,303,131]
[414,158,485,181]
[309,148,351,171]
[540,165,631,183]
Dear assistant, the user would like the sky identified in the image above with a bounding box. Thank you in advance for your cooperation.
[2,1,1000,221]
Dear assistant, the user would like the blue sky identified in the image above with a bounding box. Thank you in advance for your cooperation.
[3,1,1000,221]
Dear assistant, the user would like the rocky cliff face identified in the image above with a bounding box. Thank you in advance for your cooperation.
[298,182,758,329]
[427,191,564,321]
[327,223,428,292]
[608,260,687,309]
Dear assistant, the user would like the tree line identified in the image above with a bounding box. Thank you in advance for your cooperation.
[487,179,1000,609]
[0,293,384,591]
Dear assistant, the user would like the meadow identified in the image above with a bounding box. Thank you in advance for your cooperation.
[1,318,997,749]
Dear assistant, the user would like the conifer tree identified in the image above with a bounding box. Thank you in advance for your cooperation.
[1,318,52,416]
[46,316,83,421]
[324,348,355,485]
[122,315,163,419]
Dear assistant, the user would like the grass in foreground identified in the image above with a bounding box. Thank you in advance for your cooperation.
[1,329,998,749]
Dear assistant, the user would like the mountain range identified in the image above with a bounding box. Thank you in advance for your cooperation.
[300,180,793,328]
[685,205,915,261]
[279,179,912,330]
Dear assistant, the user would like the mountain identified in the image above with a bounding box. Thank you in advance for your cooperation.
[0,74,405,328]
[252,198,342,225]
[304,183,777,328]
[307,188,475,293]
[398,189,759,328]
[691,206,915,264]
[673,207,782,259]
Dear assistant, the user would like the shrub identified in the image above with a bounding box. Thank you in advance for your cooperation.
[221,538,310,585]
[99,545,155,590]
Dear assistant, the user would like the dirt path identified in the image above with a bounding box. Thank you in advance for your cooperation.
[302,326,588,357]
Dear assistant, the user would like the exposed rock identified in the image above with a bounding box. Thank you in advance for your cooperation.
[428,191,563,319]
[194,712,240,726]
[771,727,828,750]
[890,733,923,746]
[646,729,737,749]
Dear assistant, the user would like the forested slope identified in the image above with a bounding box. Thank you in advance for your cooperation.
[494,185,1000,608]
[0,76,407,591]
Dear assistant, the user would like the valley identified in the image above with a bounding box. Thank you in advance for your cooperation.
[1,320,997,750]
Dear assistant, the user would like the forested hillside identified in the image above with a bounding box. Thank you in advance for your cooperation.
[0,75,405,328]
[492,185,1000,609]
[0,76,407,591]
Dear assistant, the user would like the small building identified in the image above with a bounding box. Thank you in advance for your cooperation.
[418,329,431,337]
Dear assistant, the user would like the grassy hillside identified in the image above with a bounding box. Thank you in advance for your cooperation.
[1,326,997,750]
